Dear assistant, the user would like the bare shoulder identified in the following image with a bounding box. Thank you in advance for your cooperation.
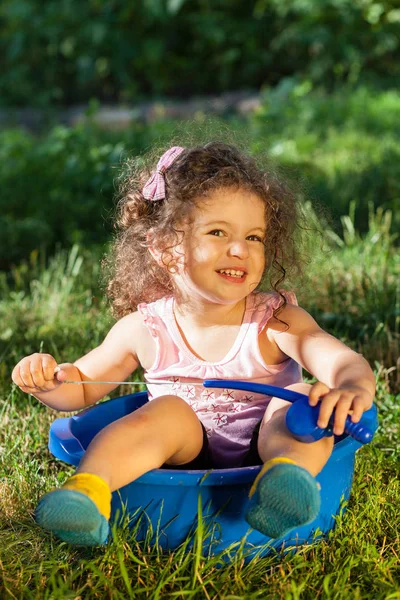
[117,310,148,332]
[105,311,144,340]
[109,310,156,369]
[258,302,319,365]
[105,311,153,358]
[267,302,321,337]
[71,310,153,391]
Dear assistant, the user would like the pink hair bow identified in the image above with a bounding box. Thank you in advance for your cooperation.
[142,146,185,201]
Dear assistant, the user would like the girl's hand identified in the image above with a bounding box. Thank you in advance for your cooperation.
[12,353,67,395]
[308,381,374,436]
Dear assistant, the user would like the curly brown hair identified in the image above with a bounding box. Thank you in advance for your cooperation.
[105,141,307,318]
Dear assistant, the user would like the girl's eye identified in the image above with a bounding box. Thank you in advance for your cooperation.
[207,230,264,242]
[247,235,264,242]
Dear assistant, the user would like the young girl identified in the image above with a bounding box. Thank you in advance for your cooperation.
[12,142,375,547]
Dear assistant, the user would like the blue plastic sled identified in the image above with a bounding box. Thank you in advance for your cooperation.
[48,380,378,555]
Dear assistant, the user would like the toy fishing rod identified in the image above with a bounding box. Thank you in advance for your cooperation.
[62,378,375,445]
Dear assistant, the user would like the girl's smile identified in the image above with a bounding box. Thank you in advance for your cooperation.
[216,266,248,283]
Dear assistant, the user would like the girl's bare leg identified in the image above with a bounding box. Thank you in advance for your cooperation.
[246,383,334,539]
[257,383,334,475]
[77,394,204,491]
[35,395,204,545]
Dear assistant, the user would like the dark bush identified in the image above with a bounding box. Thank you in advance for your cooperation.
[0,125,121,268]
[1,0,399,107]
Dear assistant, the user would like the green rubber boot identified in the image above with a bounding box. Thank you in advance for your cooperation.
[245,461,321,539]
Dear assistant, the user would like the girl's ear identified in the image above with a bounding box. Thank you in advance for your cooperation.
[147,231,177,272]
[146,232,163,267]
[147,229,183,274]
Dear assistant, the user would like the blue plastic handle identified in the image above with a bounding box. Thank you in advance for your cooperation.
[203,380,304,403]
[203,379,375,444]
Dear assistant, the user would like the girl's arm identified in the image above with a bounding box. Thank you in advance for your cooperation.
[268,304,376,436]
[12,312,143,411]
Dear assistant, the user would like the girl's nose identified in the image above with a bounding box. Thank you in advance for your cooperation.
[228,239,249,259]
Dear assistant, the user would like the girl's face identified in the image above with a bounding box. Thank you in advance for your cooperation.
[172,187,267,306]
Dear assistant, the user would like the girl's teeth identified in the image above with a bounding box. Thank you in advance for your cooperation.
[219,269,245,277]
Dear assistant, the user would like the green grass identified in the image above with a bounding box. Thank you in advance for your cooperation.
[299,202,400,374]
[0,206,399,599]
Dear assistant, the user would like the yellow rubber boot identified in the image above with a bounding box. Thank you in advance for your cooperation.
[35,473,112,546]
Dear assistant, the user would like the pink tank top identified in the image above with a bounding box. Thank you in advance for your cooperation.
[138,292,302,467]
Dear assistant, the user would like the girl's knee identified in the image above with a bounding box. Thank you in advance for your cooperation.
[138,394,202,439]
[261,382,312,426]
[98,395,197,438]
[285,382,312,395]
[143,395,204,465]
[261,399,290,428]
[149,394,198,419]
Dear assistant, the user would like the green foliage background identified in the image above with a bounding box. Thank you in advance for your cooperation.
[2,86,400,268]
[1,0,400,267]
[1,0,400,106]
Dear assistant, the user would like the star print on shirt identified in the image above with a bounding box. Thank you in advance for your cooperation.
[201,389,215,401]
[240,394,254,403]
[213,413,228,427]
[204,425,213,437]
[168,376,181,390]
[221,389,235,401]
[181,384,195,399]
